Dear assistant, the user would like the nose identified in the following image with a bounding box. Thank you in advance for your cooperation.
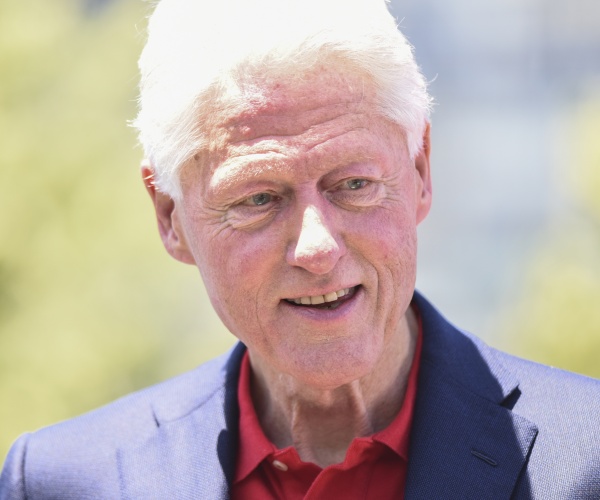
[287,205,346,274]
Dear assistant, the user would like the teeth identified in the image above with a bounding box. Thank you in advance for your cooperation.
[288,287,352,305]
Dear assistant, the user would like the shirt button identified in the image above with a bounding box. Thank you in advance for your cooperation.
[272,460,289,471]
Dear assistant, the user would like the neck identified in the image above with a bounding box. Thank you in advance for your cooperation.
[248,307,419,468]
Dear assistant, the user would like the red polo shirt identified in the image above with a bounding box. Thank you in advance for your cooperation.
[231,316,423,500]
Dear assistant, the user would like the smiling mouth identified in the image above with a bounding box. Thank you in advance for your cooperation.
[284,286,359,310]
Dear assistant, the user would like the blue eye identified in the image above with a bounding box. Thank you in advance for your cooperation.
[346,179,368,190]
[251,193,272,206]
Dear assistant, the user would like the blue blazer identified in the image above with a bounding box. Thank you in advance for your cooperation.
[2,292,599,499]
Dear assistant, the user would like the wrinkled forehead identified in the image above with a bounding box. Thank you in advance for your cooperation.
[176,66,409,196]
[201,63,380,154]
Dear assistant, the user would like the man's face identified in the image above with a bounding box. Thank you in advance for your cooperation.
[150,66,431,388]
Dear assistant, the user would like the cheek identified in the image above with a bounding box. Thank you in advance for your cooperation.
[359,207,417,260]
[193,223,256,284]
[360,210,419,304]
[195,230,278,334]
[367,214,418,327]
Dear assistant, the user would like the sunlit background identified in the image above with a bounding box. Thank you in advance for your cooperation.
[1,0,599,460]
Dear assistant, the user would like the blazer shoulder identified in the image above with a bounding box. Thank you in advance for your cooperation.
[38,344,239,439]
[0,344,245,499]
[493,347,600,400]
[494,348,600,414]
[492,350,600,496]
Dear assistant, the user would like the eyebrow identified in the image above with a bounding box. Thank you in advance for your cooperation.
[208,153,290,193]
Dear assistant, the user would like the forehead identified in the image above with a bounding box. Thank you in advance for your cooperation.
[183,66,406,191]
[212,65,376,143]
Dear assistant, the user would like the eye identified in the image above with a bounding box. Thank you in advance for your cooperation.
[346,178,369,190]
[249,192,273,206]
[227,191,282,229]
[327,176,381,209]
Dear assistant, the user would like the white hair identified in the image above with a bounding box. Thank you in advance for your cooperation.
[134,0,432,199]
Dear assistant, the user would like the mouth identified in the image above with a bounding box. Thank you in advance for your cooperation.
[284,285,360,310]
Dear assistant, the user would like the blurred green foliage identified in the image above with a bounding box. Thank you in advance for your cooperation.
[498,95,600,379]
[0,0,234,460]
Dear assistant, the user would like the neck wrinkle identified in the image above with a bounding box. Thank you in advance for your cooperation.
[248,306,418,467]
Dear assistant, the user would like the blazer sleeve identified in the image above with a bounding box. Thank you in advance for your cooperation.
[0,434,30,500]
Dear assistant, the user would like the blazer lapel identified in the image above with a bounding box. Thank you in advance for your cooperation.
[117,401,230,499]
[117,344,245,500]
[405,293,538,499]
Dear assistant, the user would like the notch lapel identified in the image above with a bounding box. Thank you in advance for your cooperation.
[405,293,538,499]
[117,399,231,500]
[405,360,538,499]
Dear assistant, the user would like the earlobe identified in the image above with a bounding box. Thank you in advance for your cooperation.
[415,123,433,224]
[141,161,196,265]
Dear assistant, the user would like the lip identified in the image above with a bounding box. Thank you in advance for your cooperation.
[280,285,363,321]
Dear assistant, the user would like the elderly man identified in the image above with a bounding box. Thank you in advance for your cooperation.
[2,0,599,498]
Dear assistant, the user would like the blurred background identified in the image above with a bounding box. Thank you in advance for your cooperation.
[1,0,599,460]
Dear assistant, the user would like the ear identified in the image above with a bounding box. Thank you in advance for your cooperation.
[141,160,195,265]
[414,123,433,224]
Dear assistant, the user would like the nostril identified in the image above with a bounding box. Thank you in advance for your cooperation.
[294,239,339,262]
[292,244,341,274]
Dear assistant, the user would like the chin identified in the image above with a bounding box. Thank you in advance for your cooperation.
[281,340,383,389]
